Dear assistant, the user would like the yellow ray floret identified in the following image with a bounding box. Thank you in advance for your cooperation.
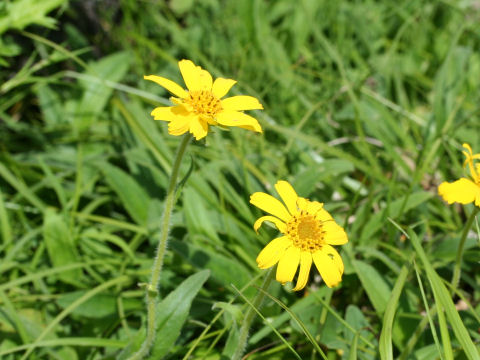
[144,60,263,140]
[438,143,480,207]
[250,180,348,290]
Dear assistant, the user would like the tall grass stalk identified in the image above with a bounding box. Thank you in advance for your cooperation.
[450,207,479,295]
[232,268,275,360]
[128,133,192,360]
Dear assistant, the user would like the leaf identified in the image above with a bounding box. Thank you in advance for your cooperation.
[57,291,140,318]
[353,260,391,315]
[34,83,63,127]
[347,333,359,360]
[0,188,12,247]
[119,271,209,359]
[75,52,130,132]
[170,240,251,293]
[183,187,221,244]
[360,191,433,244]
[43,208,81,285]
[100,162,151,226]
[379,262,410,360]
[0,0,67,35]
[144,270,212,358]
[410,230,479,360]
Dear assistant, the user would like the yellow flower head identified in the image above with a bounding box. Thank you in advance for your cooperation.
[438,143,480,207]
[250,180,348,290]
[144,60,263,140]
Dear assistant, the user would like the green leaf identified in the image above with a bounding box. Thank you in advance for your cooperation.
[34,83,63,127]
[0,0,67,35]
[57,291,140,318]
[183,187,221,244]
[360,191,433,244]
[43,208,81,285]
[410,230,479,360]
[170,240,251,293]
[76,52,130,132]
[379,261,410,360]
[353,260,391,315]
[121,270,210,359]
[100,162,151,226]
[0,188,12,247]
[347,333,359,360]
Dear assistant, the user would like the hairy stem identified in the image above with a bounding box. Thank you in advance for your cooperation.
[128,133,192,360]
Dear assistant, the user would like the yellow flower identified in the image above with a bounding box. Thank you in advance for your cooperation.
[438,143,480,207]
[250,180,348,290]
[144,60,263,140]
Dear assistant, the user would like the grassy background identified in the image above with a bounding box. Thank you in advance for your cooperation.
[1,0,480,359]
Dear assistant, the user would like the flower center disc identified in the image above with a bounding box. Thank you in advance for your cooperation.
[286,213,324,252]
[185,90,222,116]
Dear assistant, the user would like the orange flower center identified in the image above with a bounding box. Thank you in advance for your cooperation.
[286,211,324,252]
[184,90,222,117]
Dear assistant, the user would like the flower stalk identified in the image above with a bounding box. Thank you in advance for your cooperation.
[128,133,192,360]
[450,206,479,294]
[232,268,275,360]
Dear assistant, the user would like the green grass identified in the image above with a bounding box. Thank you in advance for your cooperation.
[1,0,480,359]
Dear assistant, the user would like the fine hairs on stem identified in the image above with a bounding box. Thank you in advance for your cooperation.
[128,133,192,360]
[232,268,275,360]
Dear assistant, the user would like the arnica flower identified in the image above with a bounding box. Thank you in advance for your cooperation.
[250,180,348,290]
[144,60,263,140]
[438,143,480,207]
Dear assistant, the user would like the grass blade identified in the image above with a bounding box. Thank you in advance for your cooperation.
[379,259,411,360]
[409,229,479,360]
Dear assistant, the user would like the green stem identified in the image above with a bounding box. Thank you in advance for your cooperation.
[128,133,192,360]
[450,206,479,295]
[232,268,275,360]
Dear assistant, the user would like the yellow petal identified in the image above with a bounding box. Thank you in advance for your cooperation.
[256,236,291,269]
[150,106,178,121]
[212,78,237,98]
[250,192,291,222]
[324,244,345,274]
[296,197,309,211]
[438,178,480,206]
[307,200,324,215]
[322,221,348,245]
[276,246,300,284]
[198,69,213,90]
[274,180,298,215]
[178,59,202,92]
[463,143,473,156]
[189,117,209,140]
[315,208,333,222]
[292,252,312,291]
[144,75,188,98]
[216,110,262,133]
[312,245,344,288]
[168,117,191,136]
[221,96,263,111]
[253,216,286,233]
